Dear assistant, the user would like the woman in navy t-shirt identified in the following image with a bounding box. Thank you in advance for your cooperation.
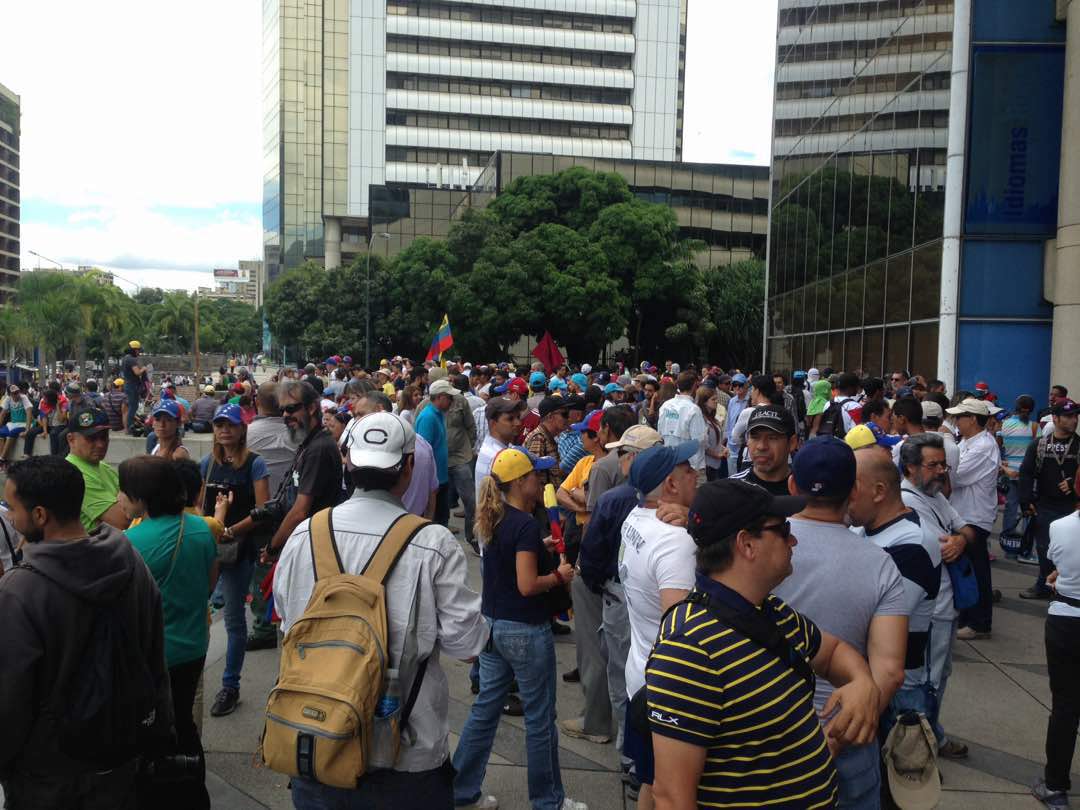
[452,447,587,810]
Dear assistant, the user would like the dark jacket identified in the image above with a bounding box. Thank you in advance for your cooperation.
[0,524,173,778]
[1019,433,1080,514]
[578,482,638,592]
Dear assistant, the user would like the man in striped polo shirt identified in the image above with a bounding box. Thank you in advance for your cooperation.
[647,479,880,810]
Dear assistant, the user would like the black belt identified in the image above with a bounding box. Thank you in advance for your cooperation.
[1053,592,1080,609]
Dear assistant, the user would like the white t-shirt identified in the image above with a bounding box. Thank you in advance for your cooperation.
[852,515,937,634]
[1048,511,1080,618]
[475,434,507,493]
[657,394,706,471]
[619,505,696,698]
[900,481,960,621]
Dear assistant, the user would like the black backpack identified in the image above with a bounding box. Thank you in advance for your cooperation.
[817,400,848,439]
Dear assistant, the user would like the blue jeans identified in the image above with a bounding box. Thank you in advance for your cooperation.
[1002,478,1022,539]
[453,620,564,810]
[124,384,141,432]
[290,761,454,810]
[834,741,880,810]
[219,555,255,691]
[447,463,476,542]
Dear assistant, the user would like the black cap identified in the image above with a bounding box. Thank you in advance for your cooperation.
[563,394,587,411]
[538,396,570,419]
[687,479,805,549]
[747,406,796,437]
[485,396,526,422]
[1052,398,1079,416]
[69,406,111,435]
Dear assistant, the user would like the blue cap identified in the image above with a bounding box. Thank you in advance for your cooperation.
[865,421,903,447]
[571,409,603,432]
[325,357,338,366]
[732,373,748,385]
[549,377,568,391]
[492,381,509,394]
[571,373,588,388]
[152,400,181,420]
[212,403,244,425]
[509,445,556,472]
[895,386,914,400]
[529,371,547,388]
[793,370,807,380]
[629,441,697,496]
[604,382,623,395]
[792,436,856,499]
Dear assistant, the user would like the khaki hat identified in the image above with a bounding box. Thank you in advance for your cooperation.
[920,401,944,421]
[946,398,990,417]
[605,424,662,452]
[428,367,448,382]
[882,713,941,810]
[428,378,459,398]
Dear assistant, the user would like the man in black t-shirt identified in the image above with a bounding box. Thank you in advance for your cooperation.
[264,380,344,560]
[729,407,797,497]
[120,340,147,434]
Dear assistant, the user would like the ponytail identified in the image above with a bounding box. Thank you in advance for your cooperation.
[474,474,510,545]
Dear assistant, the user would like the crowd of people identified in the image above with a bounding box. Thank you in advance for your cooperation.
[0,347,1078,810]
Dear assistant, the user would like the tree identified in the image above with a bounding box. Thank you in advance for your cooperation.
[151,292,195,353]
[702,259,766,370]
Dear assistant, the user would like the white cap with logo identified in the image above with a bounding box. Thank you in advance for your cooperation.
[347,412,415,470]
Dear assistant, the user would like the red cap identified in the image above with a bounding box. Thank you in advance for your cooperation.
[507,377,529,396]
[975,381,990,391]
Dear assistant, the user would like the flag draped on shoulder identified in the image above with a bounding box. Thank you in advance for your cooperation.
[425,314,454,365]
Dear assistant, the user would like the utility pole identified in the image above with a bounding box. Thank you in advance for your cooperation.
[193,290,200,380]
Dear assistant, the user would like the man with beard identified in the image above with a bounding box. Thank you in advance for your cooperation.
[899,432,975,760]
[263,380,344,561]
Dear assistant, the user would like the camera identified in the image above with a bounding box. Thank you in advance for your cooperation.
[250,498,287,526]
[139,754,203,782]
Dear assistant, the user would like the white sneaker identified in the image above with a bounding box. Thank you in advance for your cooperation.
[459,797,498,810]
[561,799,588,810]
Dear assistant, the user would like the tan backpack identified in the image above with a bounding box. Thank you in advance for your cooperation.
[260,507,429,788]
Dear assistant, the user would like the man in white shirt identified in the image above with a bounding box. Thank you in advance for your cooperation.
[474,396,525,493]
[619,440,699,808]
[657,372,706,473]
[899,432,976,761]
[274,412,487,808]
[945,398,1001,640]
[833,372,864,434]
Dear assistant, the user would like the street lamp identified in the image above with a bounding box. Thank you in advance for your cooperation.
[365,231,392,369]
[28,250,63,270]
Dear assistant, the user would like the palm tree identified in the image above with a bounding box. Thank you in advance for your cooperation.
[152,292,195,353]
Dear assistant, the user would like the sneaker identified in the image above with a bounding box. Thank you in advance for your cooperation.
[459,796,499,810]
[1032,779,1070,808]
[560,716,611,744]
[561,800,588,810]
[1018,552,1042,566]
[453,509,467,519]
[502,694,524,716]
[551,621,572,636]
[956,626,991,641]
[562,668,580,683]
[992,588,1003,603]
[938,739,968,760]
[210,687,239,717]
[1020,587,1053,600]
[245,634,277,651]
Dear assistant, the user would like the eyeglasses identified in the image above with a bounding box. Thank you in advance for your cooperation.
[755,521,792,541]
[921,461,950,471]
[281,402,306,414]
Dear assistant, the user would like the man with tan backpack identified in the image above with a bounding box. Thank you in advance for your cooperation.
[267,411,488,808]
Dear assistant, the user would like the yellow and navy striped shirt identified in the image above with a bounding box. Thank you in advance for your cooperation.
[646,579,838,809]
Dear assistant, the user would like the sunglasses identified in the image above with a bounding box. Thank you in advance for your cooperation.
[755,520,792,541]
[281,402,306,414]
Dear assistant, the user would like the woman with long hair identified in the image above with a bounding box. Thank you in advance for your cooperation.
[397,383,422,424]
[119,456,218,810]
[198,403,270,718]
[453,448,586,810]
[695,385,727,481]
[150,400,190,461]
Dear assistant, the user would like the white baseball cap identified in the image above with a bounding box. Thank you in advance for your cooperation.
[581,364,593,375]
[347,412,415,470]
[428,378,459,397]
[946,398,990,417]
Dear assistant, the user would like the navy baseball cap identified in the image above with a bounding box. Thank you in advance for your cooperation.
[69,407,111,435]
[212,403,244,425]
[792,436,856,499]
[629,441,697,497]
[152,400,181,420]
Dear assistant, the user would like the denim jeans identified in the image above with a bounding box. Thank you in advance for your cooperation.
[834,741,881,810]
[602,580,631,758]
[1002,479,1022,539]
[248,556,276,641]
[453,619,564,809]
[447,463,476,542]
[124,384,141,432]
[290,761,455,810]
[219,555,256,690]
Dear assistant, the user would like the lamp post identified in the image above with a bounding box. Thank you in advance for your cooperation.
[365,232,392,369]
[28,250,63,270]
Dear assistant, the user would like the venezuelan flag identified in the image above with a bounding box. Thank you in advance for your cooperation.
[424,314,454,365]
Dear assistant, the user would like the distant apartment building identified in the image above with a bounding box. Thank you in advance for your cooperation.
[200,260,264,306]
[0,82,19,303]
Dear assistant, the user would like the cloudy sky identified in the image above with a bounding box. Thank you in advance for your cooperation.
[1,0,777,293]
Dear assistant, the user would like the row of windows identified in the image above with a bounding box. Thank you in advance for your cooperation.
[679,226,766,254]
[767,322,939,381]
[0,217,17,239]
[386,35,633,69]
[387,73,631,104]
[0,129,17,151]
[386,1,633,33]
[387,110,629,139]
[0,179,17,204]
[779,0,954,28]
[386,146,494,166]
[0,144,17,169]
[776,71,951,100]
[775,109,949,138]
[0,200,17,221]
[0,165,16,186]
[636,189,768,216]
[0,253,16,273]
[780,32,952,65]
[0,234,17,255]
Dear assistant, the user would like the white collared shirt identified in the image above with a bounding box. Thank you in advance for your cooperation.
[657,393,706,470]
[274,489,488,772]
[950,430,1000,531]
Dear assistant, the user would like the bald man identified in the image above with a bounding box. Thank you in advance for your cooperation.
[847,446,940,736]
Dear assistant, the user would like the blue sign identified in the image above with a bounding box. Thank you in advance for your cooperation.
[965,46,1065,236]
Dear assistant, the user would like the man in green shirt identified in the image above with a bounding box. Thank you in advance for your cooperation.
[65,407,129,532]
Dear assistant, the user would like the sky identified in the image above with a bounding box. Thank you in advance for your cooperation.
[0,0,777,294]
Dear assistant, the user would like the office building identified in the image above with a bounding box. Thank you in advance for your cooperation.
[765,0,953,382]
[200,260,264,306]
[0,82,19,303]
[262,0,688,281]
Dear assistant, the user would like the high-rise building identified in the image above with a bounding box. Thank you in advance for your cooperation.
[200,260,264,306]
[0,82,19,303]
[765,1,953,379]
[263,0,687,282]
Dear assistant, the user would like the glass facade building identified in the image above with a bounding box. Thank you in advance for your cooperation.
[0,82,19,303]
[766,0,954,377]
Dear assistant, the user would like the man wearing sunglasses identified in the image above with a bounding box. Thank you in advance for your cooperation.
[65,406,129,532]
[773,436,908,809]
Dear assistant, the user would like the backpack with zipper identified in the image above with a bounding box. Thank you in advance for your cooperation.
[260,507,429,788]
[817,400,848,439]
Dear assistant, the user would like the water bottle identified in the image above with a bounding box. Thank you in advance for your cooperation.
[375,669,401,718]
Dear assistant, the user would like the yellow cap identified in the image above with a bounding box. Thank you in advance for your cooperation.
[490,447,555,484]
[844,424,877,451]
[380,358,390,367]
[128,340,141,350]
[113,377,124,387]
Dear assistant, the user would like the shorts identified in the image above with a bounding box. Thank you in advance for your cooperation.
[622,708,655,785]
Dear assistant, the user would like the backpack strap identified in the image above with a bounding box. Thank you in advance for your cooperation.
[309,508,344,581]
[361,513,430,584]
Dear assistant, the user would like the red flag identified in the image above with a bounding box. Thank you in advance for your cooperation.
[531,331,565,373]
